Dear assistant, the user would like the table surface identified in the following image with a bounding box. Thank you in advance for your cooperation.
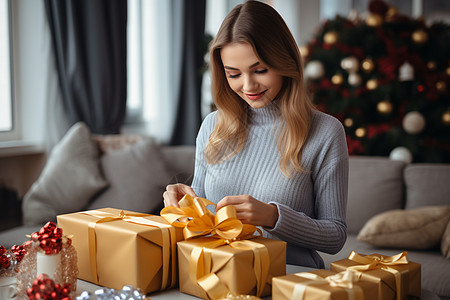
[76,265,441,300]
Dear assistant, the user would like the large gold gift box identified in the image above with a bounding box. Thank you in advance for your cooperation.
[272,269,378,300]
[177,236,286,299]
[330,251,421,300]
[57,208,184,294]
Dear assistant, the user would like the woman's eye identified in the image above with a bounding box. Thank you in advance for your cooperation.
[228,73,241,78]
[255,69,268,74]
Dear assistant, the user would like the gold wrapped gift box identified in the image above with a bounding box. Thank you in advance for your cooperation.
[177,236,286,300]
[57,208,184,294]
[272,269,379,300]
[330,251,421,300]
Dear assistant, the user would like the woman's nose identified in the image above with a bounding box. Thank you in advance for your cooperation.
[243,75,257,92]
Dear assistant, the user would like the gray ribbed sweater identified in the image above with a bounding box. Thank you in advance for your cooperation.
[191,102,349,268]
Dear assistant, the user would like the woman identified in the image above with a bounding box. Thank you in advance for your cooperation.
[163,0,348,268]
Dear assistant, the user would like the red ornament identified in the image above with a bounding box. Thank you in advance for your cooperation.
[30,222,70,255]
[368,0,389,17]
[11,245,27,262]
[27,274,71,300]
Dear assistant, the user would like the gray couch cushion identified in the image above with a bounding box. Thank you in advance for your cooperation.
[404,164,450,209]
[161,146,196,185]
[346,157,406,234]
[87,139,171,214]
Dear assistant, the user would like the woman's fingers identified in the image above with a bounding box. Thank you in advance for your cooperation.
[163,183,197,207]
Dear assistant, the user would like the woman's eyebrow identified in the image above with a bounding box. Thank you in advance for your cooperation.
[224,61,261,70]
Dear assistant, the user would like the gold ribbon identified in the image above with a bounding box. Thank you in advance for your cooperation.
[161,195,268,300]
[292,270,363,300]
[81,209,177,291]
[347,251,409,300]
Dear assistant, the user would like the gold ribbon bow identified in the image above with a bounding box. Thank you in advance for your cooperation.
[161,195,269,300]
[347,251,409,300]
[292,270,363,300]
[81,209,177,291]
[161,194,259,240]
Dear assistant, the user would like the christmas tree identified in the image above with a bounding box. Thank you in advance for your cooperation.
[302,0,450,163]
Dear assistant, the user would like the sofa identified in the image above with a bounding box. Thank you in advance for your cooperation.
[1,122,449,298]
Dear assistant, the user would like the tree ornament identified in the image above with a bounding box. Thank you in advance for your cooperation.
[399,61,414,81]
[344,118,354,127]
[366,78,378,90]
[386,5,398,19]
[323,31,338,45]
[442,110,450,126]
[304,60,325,80]
[341,56,359,72]
[366,14,383,27]
[361,58,375,73]
[427,61,437,70]
[412,29,428,44]
[403,111,426,134]
[446,67,450,76]
[355,127,366,138]
[331,74,344,85]
[436,81,447,93]
[389,146,413,163]
[348,72,362,86]
[377,100,393,114]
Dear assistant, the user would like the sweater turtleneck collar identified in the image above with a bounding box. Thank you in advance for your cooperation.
[248,101,281,125]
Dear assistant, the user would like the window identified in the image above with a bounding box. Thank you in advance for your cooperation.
[0,0,13,135]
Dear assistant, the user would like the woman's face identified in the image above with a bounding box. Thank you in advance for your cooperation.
[220,43,283,109]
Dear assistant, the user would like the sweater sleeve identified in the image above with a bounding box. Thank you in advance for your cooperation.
[191,112,216,198]
[266,114,349,254]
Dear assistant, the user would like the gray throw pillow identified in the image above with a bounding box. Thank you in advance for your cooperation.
[22,122,108,225]
[87,138,171,214]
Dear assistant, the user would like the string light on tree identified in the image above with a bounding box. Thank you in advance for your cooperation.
[348,72,362,86]
[377,100,393,115]
[412,29,428,44]
[361,58,375,73]
[366,13,383,27]
[436,81,447,93]
[323,31,338,45]
[344,118,354,128]
[366,78,378,90]
[331,73,344,85]
[355,127,366,138]
[442,110,450,126]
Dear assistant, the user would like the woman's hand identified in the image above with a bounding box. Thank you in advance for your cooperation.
[163,183,197,208]
[216,195,279,228]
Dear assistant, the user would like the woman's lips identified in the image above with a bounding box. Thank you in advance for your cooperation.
[245,90,267,101]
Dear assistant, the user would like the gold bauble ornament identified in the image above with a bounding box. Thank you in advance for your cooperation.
[361,58,375,73]
[355,127,366,138]
[344,118,354,127]
[436,81,447,93]
[366,78,378,90]
[377,100,393,114]
[366,14,383,27]
[427,61,437,70]
[331,74,344,85]
[386,6,398,18]
[299,46,309,57]
[324,31,338,45]
[412,29,428,44]
[442,110,450,126]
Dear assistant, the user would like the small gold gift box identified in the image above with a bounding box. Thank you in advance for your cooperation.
[272,269,379,300]
[177,236,286,299]
[57,208,184,294]
[330,251,421,300]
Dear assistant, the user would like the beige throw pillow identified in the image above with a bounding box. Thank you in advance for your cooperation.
[357,206,450,249]
[442,220,450,259]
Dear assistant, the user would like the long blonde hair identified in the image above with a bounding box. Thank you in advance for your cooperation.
[206,1,315,176]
